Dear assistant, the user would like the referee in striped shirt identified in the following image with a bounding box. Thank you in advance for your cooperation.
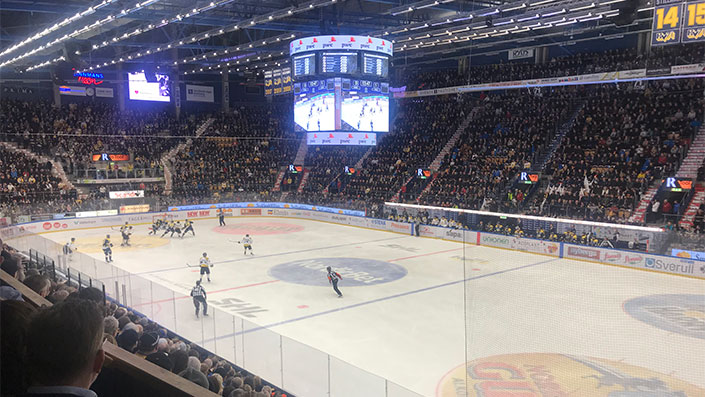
[190,280,208,318]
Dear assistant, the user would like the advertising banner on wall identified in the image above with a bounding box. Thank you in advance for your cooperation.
[108,190,145,199]
[186,84,214,103]
[508,47,534,60]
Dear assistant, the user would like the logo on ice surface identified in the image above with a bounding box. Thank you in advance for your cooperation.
[623,294,705,340]
[269,258,407,286]
[436,353,704,397]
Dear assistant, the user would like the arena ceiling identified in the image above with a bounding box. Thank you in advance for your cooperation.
[0,0,653,77]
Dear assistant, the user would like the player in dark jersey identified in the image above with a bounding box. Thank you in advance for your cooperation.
[121,226,133,246]
[181,219,195,238]
[326,266,343,298]
[218,209,226,226]
[102,235,113,262]
[149,219,162,235]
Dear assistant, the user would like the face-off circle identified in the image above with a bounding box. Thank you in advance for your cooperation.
[623,294,705,340]
[213,222,304,235]
[436,353,705,396]
[269,257,407,286]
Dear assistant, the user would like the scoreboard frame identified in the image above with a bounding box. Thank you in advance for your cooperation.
[652,0,705,46]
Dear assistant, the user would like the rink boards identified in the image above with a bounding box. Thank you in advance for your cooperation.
[3,204,704,280]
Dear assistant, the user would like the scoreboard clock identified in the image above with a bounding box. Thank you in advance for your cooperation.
[652,0,705,45]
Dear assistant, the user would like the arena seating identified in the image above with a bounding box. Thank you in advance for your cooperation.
[338,95,472,203]
[1,256,288,397]
[417,87,574,210]
[533,78,704,223]
[399,44,705,91]
[169,104,297,201]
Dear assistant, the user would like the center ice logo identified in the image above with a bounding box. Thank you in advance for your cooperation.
[269,257,407,286]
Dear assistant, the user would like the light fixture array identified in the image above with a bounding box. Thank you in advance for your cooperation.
[87,0,236,54]
[76,0,339,73]
[3,0,161,70]
[392,0,620,53]
[183,48,290,75]
[0,0,118,59]
[171,32,297,67]
[387,0,455,16]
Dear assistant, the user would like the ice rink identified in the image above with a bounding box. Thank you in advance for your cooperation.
[43,216,705,396]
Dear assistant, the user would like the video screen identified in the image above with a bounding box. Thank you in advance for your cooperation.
[293,53,316,77]
[294,91,335,131]
[362,53,389,78]
[341,92,389,132]
[321,52,358,74]
[128,71,170,102]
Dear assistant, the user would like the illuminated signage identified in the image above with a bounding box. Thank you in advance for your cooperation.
[288,164,303,173]
[519,172,540,184]
[417,169,431,179]
[92,153,130,162]
[74,71,104,85]
[344,166,356,175]
[290,35,393,57]
[663,177,693,191]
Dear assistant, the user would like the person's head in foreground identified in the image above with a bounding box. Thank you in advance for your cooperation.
[25,299,105,395]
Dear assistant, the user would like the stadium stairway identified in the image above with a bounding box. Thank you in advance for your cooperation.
[627,181,662,224]
[0,141,75,191]
[679,182,705,229]
[293,137,308,164]
[530,99,586,173]
[271,166,288,192]
[428,105,480,171]
[296,168,311,193]
[675,125,705,179]
[162,117,215,194]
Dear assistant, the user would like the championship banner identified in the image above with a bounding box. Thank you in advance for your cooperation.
[272,69,283,95]
[652,0,705,45]
[281,67,292,94]
[264,70,273,96]
[109,190,145,199]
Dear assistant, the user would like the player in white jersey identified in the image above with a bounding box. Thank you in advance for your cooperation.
[239,234,254,255]
[199,252,213,282]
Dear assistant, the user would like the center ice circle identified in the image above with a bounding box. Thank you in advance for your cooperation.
[269,257,407,286]
[213,222,304,235]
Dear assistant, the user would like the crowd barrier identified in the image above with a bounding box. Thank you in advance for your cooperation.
[2,202,704,397]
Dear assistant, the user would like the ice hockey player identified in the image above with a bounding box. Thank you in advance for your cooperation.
[63,237,77,261]
[190,280,208,318]
[199,252,213,282]
[239,234,254,255]
[327,266,343,298]
[102,235,113,262]
[121,226,133,246]
[149,218,162,235]
[119,221,129,234]
[218,209,226,226]
[181,219,195,238]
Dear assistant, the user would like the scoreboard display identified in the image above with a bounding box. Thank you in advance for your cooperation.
[652,0,705,45]
[290,36,392,146]
[362,53,389,78]
[321,52,358,74]
[293,54,316,77]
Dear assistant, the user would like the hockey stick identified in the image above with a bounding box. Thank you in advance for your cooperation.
[228,239,241,244]
[186,262,196,268]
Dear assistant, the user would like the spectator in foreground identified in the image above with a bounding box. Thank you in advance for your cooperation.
[1,300,37,395]
[24,299,106,397]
